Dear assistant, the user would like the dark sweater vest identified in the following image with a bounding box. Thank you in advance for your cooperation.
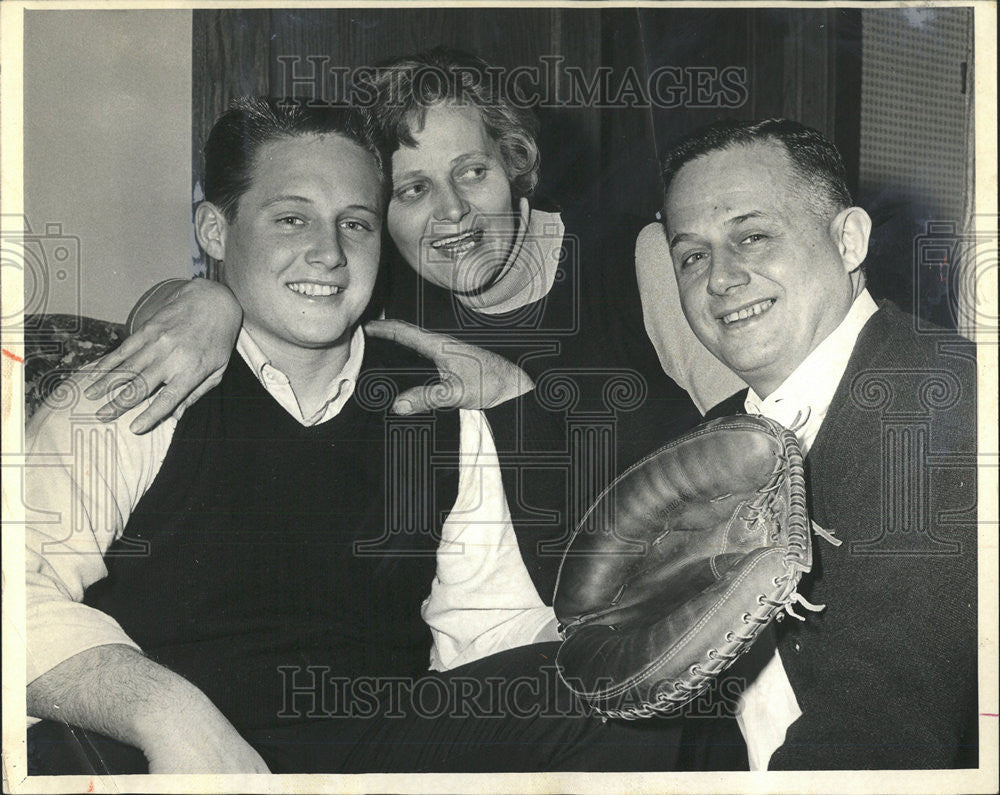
[84,337,460,731]
[706,302,978,768]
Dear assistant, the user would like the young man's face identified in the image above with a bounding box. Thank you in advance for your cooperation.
[666,140,858,397]
[215,133,383,359]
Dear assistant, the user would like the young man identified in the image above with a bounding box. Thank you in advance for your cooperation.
[663,118,978,769]
[25,99,557,774]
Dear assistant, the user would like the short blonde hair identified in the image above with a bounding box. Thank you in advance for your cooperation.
[369,47,540,199]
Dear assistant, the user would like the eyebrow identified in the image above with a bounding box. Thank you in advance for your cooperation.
[668,231,694,249]
[260,194,312,208]
[392,150,498,182]
[668,211,768,248]
[728,211,765,226]
[260,195,380,215]
[451,150,496,165]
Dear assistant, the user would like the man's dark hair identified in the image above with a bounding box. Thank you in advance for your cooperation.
[369,46,540,199]
[661,118,852,219]
[203,97,384,222]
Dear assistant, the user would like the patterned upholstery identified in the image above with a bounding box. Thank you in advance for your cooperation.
[23,314,125,419]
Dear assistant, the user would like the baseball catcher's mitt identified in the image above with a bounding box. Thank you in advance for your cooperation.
[553,414,824,719]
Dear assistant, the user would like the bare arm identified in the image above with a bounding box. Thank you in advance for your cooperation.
[28,645,269,773]
[90,290,531,429]
[26,379,266,773]
[125,278,189,333]
[85,278,242,433]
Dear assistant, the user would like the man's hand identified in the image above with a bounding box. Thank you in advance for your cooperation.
[84,279,242,434]
[138,702,270,774]
[364,319,534,413]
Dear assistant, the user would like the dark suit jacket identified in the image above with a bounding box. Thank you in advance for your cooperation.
[707,301,978,769]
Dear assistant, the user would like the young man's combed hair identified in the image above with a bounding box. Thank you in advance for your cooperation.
[203,97,385,222]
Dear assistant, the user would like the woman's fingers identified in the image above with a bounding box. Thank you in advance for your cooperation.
[391,376,470,415]
[83,333,159,401]
[364,319,450,359]
[127,383,188,433]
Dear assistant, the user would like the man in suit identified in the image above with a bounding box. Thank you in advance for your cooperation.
[660,118,978,769]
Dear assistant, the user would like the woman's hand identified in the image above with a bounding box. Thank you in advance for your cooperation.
[84,279,242,433]
[364,319,533,413]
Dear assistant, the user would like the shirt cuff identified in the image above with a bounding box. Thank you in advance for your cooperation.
[428,605,557,671]
[27,601,142,686]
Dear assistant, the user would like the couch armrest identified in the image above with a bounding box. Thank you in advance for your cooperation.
[24,314,125,420]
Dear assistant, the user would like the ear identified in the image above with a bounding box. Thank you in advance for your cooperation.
[194,201,228,263]
[831,206,872,274]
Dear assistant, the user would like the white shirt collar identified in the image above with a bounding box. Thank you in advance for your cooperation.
[744,289,878,454]
[235,326,366,427]
[455,198,565,315]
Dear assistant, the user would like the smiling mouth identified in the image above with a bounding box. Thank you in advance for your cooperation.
[431,229,484,255]
[287,282,345,297]
[721,299,775,325]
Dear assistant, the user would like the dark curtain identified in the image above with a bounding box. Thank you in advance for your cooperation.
[191,7,867,295]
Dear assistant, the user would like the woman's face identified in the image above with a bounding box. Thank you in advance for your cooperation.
[386,102,519,294]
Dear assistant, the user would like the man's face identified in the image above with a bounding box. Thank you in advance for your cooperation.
[386,102,518,295]
[666,141,856,396]
[216,133,383,360]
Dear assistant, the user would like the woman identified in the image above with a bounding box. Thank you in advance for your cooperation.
[370,49,700,444]
[373,47,572,372]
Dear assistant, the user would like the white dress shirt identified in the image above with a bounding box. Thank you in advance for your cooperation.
[745,290,880,455]
[25,326,557,700]
[737,289,879,770]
